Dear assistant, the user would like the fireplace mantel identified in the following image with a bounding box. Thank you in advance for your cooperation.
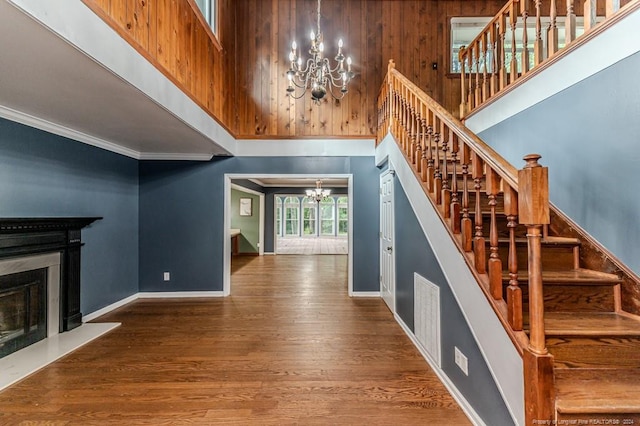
[0,217,101,331]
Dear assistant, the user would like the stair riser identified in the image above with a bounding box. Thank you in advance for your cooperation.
[498,245,576,271]
[518,285,616,312]
[549,336,640,369]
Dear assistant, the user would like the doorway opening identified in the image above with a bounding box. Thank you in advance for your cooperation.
[223,174,353,296]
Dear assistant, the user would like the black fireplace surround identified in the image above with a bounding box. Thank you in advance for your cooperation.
[0,217,100,333]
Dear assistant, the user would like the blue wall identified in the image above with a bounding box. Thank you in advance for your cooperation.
[478,51,640,277]
[0,118,139,314]
[139,156,379,292]
[393,177,513,425]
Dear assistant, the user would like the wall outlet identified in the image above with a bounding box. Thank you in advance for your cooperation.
[163,272,170,281]
[454,347,469,376]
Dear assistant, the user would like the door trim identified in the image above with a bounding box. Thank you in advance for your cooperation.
[223,173,353,297]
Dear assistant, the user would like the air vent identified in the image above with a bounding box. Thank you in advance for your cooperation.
[414,273,441,367]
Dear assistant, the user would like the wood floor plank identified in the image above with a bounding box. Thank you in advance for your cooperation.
[0,255,471,425]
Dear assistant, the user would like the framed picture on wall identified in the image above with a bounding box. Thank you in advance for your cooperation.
[239,198,252,216]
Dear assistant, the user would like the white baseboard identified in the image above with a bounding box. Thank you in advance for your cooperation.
[83,291,225,322]
[138,291,225,298]
[352,291,381,297]
[264,252,276,255]
[395,313,486,426]
[83,294,138,322]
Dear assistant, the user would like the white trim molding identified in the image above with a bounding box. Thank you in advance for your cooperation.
[235,139,376,157]
[351,291,381,297]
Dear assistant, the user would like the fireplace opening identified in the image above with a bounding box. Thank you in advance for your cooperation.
[0,268,47,359]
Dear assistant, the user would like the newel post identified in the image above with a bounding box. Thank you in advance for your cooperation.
[519,154,554,424]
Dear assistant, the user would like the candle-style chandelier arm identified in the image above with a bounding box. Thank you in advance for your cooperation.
[285,0,354,104]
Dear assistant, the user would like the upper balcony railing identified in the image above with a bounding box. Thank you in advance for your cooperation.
[458,0,639,117]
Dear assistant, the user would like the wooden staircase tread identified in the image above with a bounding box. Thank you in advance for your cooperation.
[555,368,640,413]
[503,268,623,284]
[543,312,640,336]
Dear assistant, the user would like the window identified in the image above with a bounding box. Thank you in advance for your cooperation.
[337,197,349,236]
[450,17,491,73]
[284,197,300,236]
[194,0,218,35]
[275,197,283,237]
[320,198,335,236]
[302,199,317,236]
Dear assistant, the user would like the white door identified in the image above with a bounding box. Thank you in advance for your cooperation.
[380,170,395,312]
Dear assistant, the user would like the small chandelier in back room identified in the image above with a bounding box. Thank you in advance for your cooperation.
[286,0,355,105]
[306,180,331,203]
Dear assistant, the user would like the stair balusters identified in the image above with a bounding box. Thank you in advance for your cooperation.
[379,63,556,426]
[441,122,450,218]
[472,153,487,274]
[505,185,523,330]
[461,144,473,252]
[487,168,503,300]
[450,134,461,233]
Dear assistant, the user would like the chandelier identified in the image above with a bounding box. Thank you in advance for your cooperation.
[306,180,331,203]
[286,0,354,104]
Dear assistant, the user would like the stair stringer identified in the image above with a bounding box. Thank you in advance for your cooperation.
[376,134,524,426]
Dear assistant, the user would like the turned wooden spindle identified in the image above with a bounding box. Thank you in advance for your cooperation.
[441,124,451,217]
[481,33,489,102]
[505,185,522,330]
[415,103,423,174]
[472,153,486,274]
[420,109,429,183]
[498,14,507,90]
[486,167,503,300]
[459,46,467,117]
[566,0,576,43]
[509,3,518,82]
[521,0,530,74]
[548,0,558,56]
[461,144,473,252]
[474,43,481,108]
[584,0,596,30]
[468,51,474,110]
[489,24,498,96]
[534,0,543,65]
[409,98,417,165]
[426,120,435,192]
[518,153,550,355]
[450,134,461,234]
[433,125,442,203]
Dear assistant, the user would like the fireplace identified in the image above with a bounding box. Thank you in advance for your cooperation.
[0,218,100,358]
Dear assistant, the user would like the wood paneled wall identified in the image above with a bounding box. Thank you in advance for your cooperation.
[232,0,505,138]
[82,0,506,138]
[81,0,237,133]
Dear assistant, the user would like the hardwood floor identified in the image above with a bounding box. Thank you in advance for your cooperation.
[0,255,471,425]
[275,236,348,255]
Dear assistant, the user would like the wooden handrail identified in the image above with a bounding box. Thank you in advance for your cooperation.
[377,61,554,423]
[459,0,639,117]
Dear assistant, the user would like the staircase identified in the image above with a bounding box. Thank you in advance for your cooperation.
[377,62,640,424]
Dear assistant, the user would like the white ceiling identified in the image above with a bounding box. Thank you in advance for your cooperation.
[0,1,230,159]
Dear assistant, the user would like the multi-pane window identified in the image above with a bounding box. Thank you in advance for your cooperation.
[284,197,300,236]
[275,197,283,237]
[302,199,317,236]
[337,197,348,236]
[320,198,335,236]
